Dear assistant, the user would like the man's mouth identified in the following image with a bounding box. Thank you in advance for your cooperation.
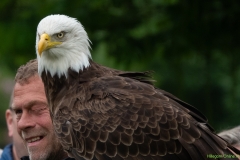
[26,136,44,143]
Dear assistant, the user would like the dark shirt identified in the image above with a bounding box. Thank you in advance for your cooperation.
[20,156,75,160]
[0,144,13,160]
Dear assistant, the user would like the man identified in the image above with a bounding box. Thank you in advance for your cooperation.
[0,93,28,160]
[12,59,73,160]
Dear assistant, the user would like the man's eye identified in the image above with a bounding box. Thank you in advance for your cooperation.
[14,109,22,115]
[13,109,23,120]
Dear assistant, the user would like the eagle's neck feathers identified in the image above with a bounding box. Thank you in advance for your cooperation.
[38,49,91,78]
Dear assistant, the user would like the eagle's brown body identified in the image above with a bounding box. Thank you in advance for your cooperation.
[41,60,238,160]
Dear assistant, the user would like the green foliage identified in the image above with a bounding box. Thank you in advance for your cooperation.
[1,0,240,147]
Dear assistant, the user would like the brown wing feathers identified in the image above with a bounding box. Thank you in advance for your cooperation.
[42,62,240,160]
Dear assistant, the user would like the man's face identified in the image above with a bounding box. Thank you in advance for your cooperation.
[12,76,63,160]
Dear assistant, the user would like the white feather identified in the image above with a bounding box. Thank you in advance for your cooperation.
[36,14,92,78]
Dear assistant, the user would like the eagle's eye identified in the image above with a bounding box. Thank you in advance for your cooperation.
[57,32,64,38]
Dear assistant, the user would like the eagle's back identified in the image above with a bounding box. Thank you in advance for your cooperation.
[41,61,239,160]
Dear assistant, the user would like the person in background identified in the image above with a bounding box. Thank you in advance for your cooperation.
[218,126,240,150]
[12,59,76,160]
[0,93,28,160]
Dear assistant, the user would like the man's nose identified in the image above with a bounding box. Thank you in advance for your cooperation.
[17,111,36,131]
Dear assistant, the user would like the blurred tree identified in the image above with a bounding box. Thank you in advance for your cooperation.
[0,0,240,147]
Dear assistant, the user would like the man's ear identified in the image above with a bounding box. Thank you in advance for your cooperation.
[5,109,13,137]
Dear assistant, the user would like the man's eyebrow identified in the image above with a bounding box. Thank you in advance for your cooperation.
[12,100,47,110]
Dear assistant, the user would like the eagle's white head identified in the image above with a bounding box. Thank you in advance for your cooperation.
[36,14,91,78]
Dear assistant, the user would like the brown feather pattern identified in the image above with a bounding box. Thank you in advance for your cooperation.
[41,60,240,160]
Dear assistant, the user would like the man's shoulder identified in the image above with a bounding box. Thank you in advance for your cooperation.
[0,144,13,160]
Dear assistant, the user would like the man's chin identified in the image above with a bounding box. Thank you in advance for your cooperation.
[27,139,66,160]
[28,150,49,160]
[27,137,50,160]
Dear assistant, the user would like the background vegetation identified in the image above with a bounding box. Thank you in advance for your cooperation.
[0,0,240,147]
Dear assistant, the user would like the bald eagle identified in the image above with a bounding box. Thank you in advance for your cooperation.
[36,14,239,160]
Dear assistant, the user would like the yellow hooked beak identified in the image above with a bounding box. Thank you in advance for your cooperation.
[38,33,62,57]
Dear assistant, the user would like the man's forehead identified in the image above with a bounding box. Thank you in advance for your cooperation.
[14,76,44,88]
[12,76,46,109]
